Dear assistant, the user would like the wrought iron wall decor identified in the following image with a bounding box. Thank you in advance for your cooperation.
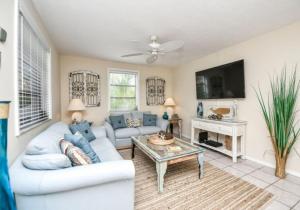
[69,71,100,107]
[146,77,166,105]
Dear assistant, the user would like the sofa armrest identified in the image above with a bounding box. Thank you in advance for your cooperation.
[157,118,169,132]
[91,125,107,139]
[11,160,135,196]
[104,121,116,146]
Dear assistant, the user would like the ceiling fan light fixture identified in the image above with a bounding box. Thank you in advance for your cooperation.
[149,41,160,49]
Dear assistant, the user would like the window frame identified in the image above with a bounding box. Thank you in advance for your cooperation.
[107,68,140,112]
[16,11,52,135]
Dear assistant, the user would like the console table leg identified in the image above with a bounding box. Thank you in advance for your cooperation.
[232,133,238,163]
[197,153,205,179]
[156,162,167,193]
[241,128,246,159]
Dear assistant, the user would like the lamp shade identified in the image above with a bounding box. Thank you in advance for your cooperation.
[164,98,176,106]
[68,99,86,111]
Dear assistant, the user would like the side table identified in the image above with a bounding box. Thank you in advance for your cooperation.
[168,118,182,138]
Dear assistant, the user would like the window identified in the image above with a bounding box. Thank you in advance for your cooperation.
[18,13,51,131]
[109,70,138,111]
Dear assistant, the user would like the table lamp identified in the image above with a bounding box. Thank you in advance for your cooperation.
[164,98,176,118]
[68,99,86,123]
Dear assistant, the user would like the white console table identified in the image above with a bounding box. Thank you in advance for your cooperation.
[191,118,247,163]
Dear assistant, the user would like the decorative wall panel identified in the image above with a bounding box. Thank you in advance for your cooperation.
[146,77,165,105]
[69,71,100,107]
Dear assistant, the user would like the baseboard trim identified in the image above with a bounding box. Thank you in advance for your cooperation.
[245,156,300,178]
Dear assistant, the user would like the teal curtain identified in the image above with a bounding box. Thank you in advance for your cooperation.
[0,101,16,210]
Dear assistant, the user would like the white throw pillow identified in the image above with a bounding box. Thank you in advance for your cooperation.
[22,154,72,170]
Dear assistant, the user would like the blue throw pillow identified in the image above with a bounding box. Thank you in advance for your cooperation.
[69,121,96,142]
[64,134,100,163]
[143,114,157,126]
[109,115,126,130]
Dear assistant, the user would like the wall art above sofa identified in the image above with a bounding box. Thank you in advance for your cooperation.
[146,77,165,105]
[69,70,101,107]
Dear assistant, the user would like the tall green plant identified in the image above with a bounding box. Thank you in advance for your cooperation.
[255,68,300,178]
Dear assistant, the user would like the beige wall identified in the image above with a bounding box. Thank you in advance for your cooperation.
[0,0,61,164]
[173,21,300,176]
[60,55,173,124]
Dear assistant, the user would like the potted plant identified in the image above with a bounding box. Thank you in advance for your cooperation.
[256,69,300,178]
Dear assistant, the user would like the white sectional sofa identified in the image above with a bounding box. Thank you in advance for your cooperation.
[9,122,135,210]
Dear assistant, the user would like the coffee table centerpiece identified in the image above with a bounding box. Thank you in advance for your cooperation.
[131,135,205,193]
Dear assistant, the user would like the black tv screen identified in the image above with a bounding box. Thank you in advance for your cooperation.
[196,60,245,99]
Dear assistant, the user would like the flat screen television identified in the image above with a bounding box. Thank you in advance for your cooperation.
[195,60,245,99]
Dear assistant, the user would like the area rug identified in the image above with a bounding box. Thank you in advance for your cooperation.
[120,149,273,210]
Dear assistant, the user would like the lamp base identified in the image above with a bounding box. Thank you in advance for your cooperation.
[166,107,174,118]
[71,111,83,123]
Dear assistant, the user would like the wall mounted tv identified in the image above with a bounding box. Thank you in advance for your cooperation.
[196,60,245,99]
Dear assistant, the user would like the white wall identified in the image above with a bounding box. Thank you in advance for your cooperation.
[0,0,61,164]
[60,55,173,124]
[173,21,300,175]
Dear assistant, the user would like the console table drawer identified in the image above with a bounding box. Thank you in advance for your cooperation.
[217,126,232,135]
[196,121,232,135]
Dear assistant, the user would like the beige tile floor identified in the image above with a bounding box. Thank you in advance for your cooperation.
[203,149,300,209]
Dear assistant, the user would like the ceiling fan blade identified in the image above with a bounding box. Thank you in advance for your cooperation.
[121,53,144,58]
[146,55,158,64]
[160,40,184,53]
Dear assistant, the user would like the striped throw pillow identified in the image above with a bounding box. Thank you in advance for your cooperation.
[59,139,92,166]
[126,119,142,128]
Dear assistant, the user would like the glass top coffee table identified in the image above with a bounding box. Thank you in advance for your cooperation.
[131,135,205,193]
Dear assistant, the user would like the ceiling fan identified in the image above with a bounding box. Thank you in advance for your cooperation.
[121,35,184,64]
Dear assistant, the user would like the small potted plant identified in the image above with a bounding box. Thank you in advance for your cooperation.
[256,68,299,178]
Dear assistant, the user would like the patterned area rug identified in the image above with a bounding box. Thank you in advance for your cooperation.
[120,149,273,210]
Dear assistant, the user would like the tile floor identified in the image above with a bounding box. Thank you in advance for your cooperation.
[203,149,300,210]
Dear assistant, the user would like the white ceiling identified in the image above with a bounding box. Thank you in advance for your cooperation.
[32,0,300,67]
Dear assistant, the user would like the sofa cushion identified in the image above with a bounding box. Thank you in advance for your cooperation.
[143,114,157,126]
[64,133,100,163]
[91,126,107,138]
[22,154,72,170]
[109,115,127,130]
[115,128,140,139]
[69,121,96,142]
[131,111,143,121]
[25,131,63,155]
[138,126,161,135]
[47,122,71,135]
[60,139,92,166]
[90,137,123,161]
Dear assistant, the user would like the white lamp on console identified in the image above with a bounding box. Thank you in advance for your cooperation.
[68,98,86,123]
[164,97,176,118]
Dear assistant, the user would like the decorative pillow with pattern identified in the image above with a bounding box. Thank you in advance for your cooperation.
[69,120,96,142]
[59,139,92,166]
[126,119,142,128]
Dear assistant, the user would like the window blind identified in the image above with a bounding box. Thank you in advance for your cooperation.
[109,71,138,111]
[18,13,51,131]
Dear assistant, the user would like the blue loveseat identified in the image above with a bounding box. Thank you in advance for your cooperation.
[104,111,169,148]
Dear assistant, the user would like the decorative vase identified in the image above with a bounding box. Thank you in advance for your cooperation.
[197,102,203,118]
[162,112,169,120]
[0,101,16,210]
